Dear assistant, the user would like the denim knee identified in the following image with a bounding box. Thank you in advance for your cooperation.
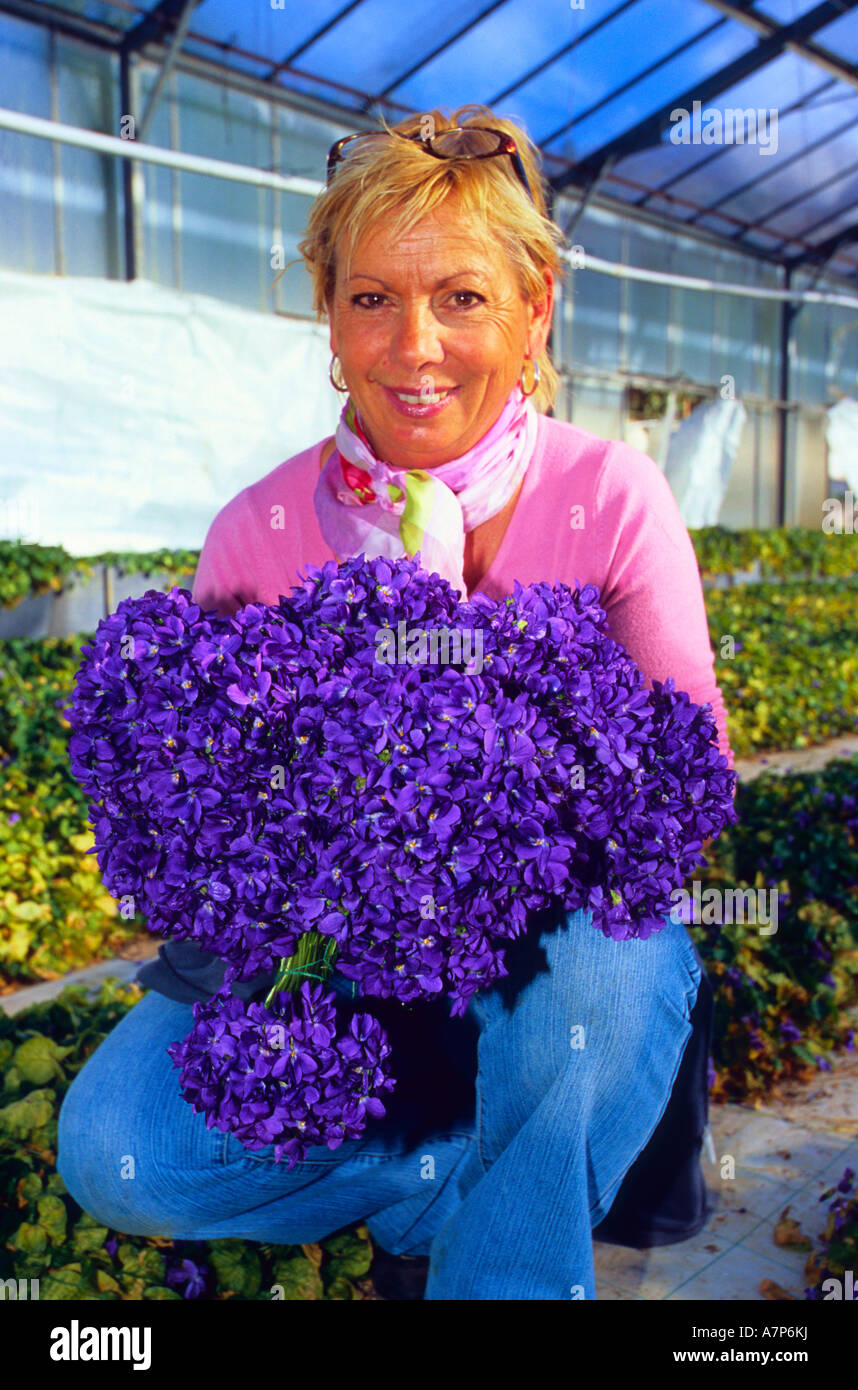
[57,1073,117,1227]
[56,1031,195,1236]
[56,1069,159,1234]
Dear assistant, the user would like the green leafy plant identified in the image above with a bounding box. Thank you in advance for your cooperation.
[708,578,858,754]
[0,979,378,1300]
[0,540,198,612]
[804,1168,858,1300]
[0,634,150,988]
[690,526,858,583]
[694,757,858,1102]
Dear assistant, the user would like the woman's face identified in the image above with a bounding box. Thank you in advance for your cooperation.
[327,196,553,471]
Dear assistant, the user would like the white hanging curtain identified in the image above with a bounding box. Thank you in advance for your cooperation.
[662,398,747,529]
[825,399,858,494]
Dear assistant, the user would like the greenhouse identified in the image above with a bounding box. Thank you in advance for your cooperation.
[0,0,856,1324]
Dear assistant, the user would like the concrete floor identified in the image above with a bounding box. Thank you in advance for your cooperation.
[595,1040,858,1300]
[732,733,858,784]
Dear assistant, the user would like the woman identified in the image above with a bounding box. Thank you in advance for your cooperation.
[57,104,735,1301]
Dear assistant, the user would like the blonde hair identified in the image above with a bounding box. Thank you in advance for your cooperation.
[296,103,566,413]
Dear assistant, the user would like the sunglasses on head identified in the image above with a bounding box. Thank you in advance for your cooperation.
[326,126,537,206]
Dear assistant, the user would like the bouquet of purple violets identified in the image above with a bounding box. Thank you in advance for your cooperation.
[65,553,736,1166]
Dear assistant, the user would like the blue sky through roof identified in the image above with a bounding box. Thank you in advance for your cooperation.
[17,0,858,274]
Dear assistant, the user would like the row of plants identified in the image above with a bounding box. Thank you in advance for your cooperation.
[1,682,855,1298]
[1,573,855,777]
[0,635,145,989]
[708,577,858,753]
[0,978,376,1299]
[2,687,856,1103]
[692,754,858,1102]
[0,528,855,617]
[0,761,139,986]
[0,540,197,613]
[691,526,858,582]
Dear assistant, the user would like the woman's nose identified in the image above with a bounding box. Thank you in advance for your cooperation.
[392,301,445,368]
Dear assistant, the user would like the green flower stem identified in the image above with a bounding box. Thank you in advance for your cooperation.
[264,931,339,1008]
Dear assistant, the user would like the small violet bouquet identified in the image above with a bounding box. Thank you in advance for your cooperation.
[65,553,737,1165]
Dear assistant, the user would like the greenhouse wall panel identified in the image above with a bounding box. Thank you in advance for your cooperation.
[566,382,624,443]
[719,403,759,529]
[0,14,56,274]
[718,405,781,530]
[56,39,120,280]
[793,411,829,529]
[756,407,783,530]
[167,70,276,309]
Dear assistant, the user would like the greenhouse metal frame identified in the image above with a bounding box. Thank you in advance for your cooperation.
[2,0,858,528]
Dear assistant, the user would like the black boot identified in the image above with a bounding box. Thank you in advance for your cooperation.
[370,1247,430,1300]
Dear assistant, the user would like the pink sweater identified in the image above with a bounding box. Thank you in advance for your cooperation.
[192,410,735,775]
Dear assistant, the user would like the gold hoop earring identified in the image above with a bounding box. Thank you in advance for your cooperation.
[329,353,348,393]
[520,356,540,398]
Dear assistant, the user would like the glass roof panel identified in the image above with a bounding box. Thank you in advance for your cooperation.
[750,0,835,21]
[278,0,545,99]
[49,0,142,29]
[185,0,365,66]
[517,2,757,159]
[384,0,599,117]
[813,9,858,64]
[12,0,858,277]
[609,51,858,232]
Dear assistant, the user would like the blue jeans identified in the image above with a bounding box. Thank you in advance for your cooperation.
[56,907,701,1300]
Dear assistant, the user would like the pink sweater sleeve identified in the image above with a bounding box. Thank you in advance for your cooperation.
[593,441,735,780]
[191,490,260,620]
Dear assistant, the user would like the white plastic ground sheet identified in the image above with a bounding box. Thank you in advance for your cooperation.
[0,268,340,555]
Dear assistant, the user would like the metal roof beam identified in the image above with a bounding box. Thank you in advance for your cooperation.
[559,156,617,240]
[548,0,858,192]
[634,75,834,206]
[691,106,858,228]
[367,0,510,105]
[541,16,726,149]
[774,166,858,247]
[119,0,207,56]
[787,218,858,268]
[557,156,858,272]
[265,0,367,77]
[0,0,119,49]
[755,154,858,250]
[698,0,858,94]
[136,0,197,141]
[488,0,640,106]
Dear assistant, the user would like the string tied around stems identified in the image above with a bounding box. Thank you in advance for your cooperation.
[264,930,340,1009]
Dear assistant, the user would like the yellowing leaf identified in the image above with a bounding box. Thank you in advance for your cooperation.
[774,1206,812,1252]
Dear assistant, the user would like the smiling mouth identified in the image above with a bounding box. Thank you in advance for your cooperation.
[384,385,459,404]
[400,391,450,405]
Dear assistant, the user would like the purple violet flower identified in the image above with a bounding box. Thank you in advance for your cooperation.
[166,1258,209,1299]
[65,558,740,1150]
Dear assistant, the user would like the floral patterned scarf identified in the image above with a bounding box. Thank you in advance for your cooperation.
[313,384,538,594]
